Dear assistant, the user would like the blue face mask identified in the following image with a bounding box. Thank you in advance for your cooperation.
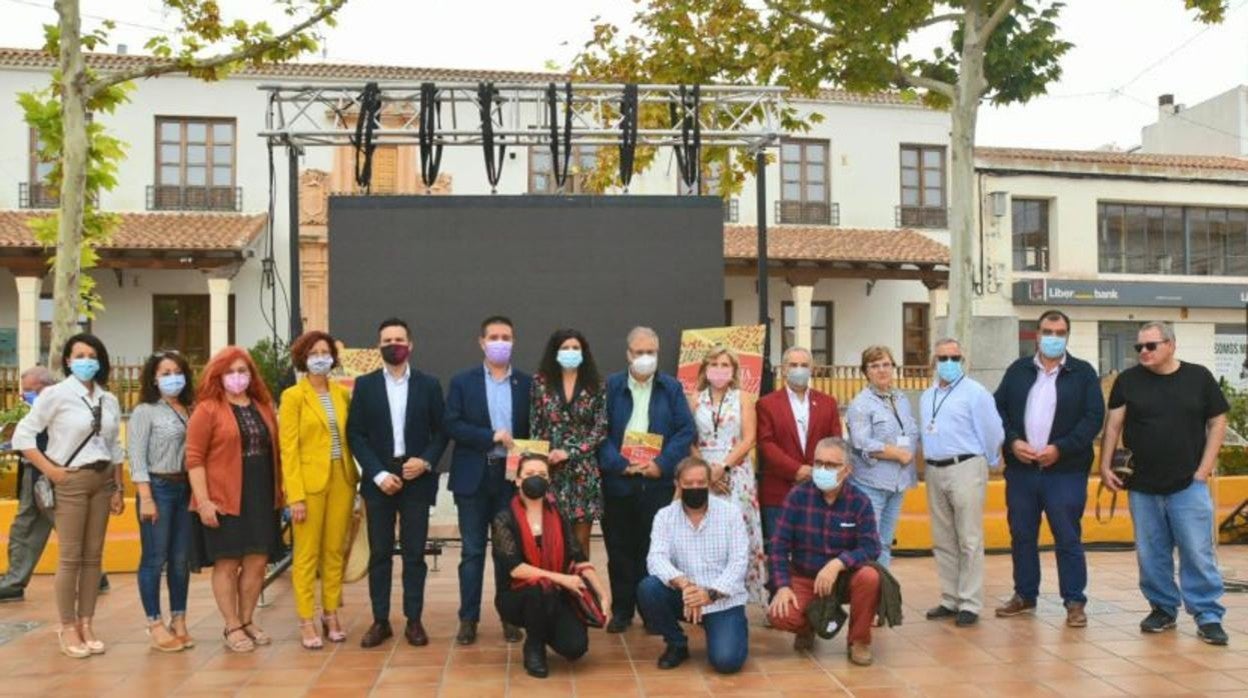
[556,349,583,370]
[69,357,100,382]
[1038,335,1067,359]
[157,373,186,397]
[21,390,38,406]
[812,466,840,492]
[936,359,964,384]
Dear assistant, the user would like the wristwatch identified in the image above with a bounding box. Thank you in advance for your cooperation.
[706,588,723,602]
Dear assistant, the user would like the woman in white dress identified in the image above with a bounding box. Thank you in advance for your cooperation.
[689,346,767,607]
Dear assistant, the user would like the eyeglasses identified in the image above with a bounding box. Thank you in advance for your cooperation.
[935,355,963,363]
[1133,340,1170,353]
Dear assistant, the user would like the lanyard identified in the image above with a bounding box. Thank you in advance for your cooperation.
[875,391,905,430]
[709,390,728,438]
[929,377,964,425]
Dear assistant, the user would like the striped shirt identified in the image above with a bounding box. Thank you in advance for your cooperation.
[318,393,343,460]
[769,481,880,590]
[127,401,188,482]
[646,496,749,614]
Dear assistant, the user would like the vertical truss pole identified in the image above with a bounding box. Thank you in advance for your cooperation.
[288,145,303,340]
[755,148,772,397]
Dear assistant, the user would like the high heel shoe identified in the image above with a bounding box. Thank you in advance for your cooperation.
[57,627,91,659]
[78,620,105,655]
[146,621,185,653]
[299,620,323,650]
[321,612,347,643]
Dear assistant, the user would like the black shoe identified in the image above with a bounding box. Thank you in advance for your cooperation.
[523,643,549,678]
[657,644,689,670]
[1139,608,1177,634]
[0,587,24,603]
[1197,623,1229,646]
[606,616,632,634]
[503,622,524,643]
[98,575,110,593]
[455,620,478,646]
[925,605,958,621]
[955,611,979,627]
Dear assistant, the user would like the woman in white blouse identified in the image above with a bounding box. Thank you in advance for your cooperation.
[13,333,126,658]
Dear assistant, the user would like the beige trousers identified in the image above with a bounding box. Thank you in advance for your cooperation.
[53,465,115,624]
[925,456,987,615]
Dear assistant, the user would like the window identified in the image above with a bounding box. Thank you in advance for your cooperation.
[154,117,237,210]
[899,145,947,228]
[679,160,738,222]
[152,295,235,366]
[1098,203,1247,276]
[1018,320,1038,359]
[1098,321,1141,376]
[781,301,833,365]
[1012,199,1050,271]
[529,146,599,193]
[778,139,831,224]
[902,303,930,366]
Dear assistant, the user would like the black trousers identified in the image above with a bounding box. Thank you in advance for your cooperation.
[601,485,673,621]
[363,484,431,623]
[497,585,588,659]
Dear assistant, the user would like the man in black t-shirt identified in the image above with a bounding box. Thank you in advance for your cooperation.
[1100,321,1230,646]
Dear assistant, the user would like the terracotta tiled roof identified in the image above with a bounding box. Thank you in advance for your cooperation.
[723,225,949,265]
[975,147,1248,175]
[0,211,267,250]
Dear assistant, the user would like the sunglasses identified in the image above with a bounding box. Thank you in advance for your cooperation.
[935,355,963,363]
[1133,340,1169,353]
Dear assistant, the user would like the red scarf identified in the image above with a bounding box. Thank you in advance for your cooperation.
[509,493,565,590]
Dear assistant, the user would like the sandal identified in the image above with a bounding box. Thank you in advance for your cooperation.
[78,619,106,655]
[222,626,255,653]
[299,620,323,650]
[241,622,271,646]
[146,621,184,653]
[57,627,91,659]
[322,612,347,643]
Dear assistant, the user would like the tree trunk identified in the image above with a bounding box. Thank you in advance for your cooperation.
[946,14,988,357]
[49,0,88,371]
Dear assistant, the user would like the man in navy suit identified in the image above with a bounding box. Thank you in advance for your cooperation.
[347,317,448,648]
[598,326,695,633]
[445,315,532,646]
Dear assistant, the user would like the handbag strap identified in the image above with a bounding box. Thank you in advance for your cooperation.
[60,397,102,469]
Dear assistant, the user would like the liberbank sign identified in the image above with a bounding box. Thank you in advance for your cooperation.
[1014,279,1248,309]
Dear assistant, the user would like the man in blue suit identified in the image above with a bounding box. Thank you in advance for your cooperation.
[445,315,532,646]
[347,317,448,648]
[598,326,695,633]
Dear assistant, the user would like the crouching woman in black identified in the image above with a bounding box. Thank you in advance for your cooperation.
[492,453,610,678]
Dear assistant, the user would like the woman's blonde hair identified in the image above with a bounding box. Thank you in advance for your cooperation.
[859,345,897,376]
[695,344,740,391]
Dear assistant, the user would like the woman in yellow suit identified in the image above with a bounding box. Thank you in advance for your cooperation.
[280,331,358,650]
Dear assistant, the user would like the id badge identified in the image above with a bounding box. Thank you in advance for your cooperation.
[896,436,911,449]
[925,422,938,435]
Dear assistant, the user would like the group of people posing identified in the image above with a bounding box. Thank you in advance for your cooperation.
[3,308,1231,675]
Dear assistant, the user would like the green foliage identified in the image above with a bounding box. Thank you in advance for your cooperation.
[249,337,292,402]
[1222,380,1247,444]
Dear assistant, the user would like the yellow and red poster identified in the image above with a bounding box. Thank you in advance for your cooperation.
[676,325,766,397]
[335,345,383,391]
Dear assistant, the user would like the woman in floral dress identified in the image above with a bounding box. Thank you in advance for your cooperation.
[531,328,608,558]
[689,346,767,607]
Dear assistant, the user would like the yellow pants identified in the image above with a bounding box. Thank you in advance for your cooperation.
[292,458,355,619]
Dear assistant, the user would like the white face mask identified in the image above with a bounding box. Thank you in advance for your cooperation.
[631,353,658,377]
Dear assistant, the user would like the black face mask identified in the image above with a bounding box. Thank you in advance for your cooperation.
[681,487,709,510]
[520,475,549,500]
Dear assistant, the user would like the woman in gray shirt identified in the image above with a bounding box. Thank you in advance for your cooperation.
[128,350,195,652]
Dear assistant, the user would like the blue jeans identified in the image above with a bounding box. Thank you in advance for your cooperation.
[1128,480,1224,625]
[454,460,510,622]
[1004,466,1088,604]
[857,484,906,568]
[636,575,748,674]
[136,478,192,621]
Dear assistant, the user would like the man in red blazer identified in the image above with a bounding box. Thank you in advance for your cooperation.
[758,347,842,541]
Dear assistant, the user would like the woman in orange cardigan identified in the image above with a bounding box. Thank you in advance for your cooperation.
[187,346,283,653]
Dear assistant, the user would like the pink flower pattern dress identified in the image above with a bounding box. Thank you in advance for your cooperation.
[530,373,608,523]
[695,387,768,607]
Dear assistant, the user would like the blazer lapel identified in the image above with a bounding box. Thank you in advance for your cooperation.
[373,371,395,456]
[510,374,526,434]
[404,368,421,447]
[805,395,820,460]
[303,382,330,431]
[471,367,489,423]
[776,392,803,457]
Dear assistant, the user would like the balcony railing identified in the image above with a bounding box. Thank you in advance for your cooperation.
[147,185,243,212]
[775,200,840,226]
[896,205,948,229]
[18,181,59,209]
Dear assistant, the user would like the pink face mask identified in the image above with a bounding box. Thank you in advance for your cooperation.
[706,366,734,389]
[223,372,251,395]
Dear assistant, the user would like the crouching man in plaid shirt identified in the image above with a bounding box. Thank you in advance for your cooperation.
[637,456,750,674]
[768,436,882,666]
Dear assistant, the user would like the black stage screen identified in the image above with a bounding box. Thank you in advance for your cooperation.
[328,195,725,383]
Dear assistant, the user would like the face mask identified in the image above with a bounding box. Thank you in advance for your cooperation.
[705,366,733,389]
[69,357,99,382]
[681,487,709,510]
[1039,335,1067,360]
[630,354,657,377]
[21,390,38,406]
[812,467,840,492]
[786,366,811,389]
[484,340,513,366]
[157,373,186,397]
[380,344,410,366]
[556,349,583,370]
[306,355,335,376]
[937,359,964,384]
[223,372,251,395]
[520,475,549,500]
